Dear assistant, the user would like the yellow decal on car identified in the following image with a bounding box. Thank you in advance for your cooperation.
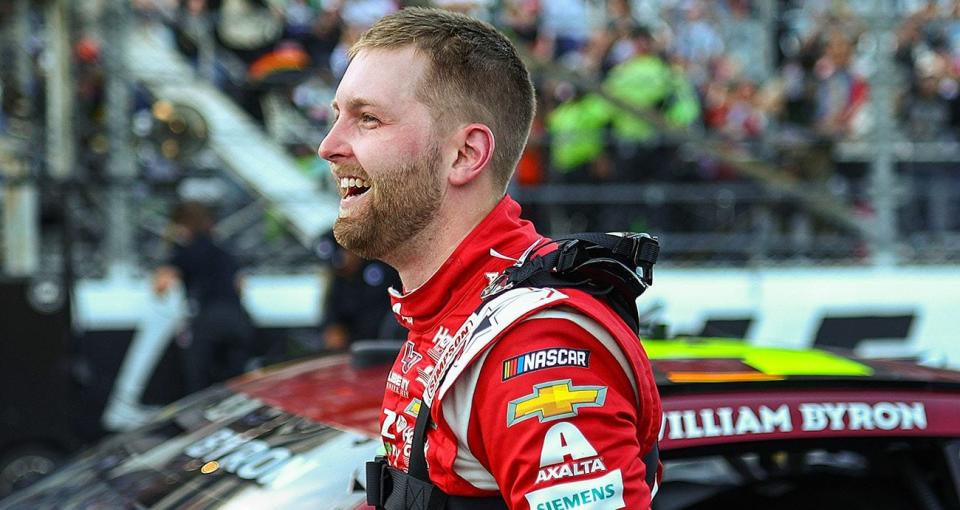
[643,338,874,381]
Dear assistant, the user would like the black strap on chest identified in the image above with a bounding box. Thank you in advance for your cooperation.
[366,232,660,510]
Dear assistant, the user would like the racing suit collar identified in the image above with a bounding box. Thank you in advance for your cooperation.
[388,194,542,333]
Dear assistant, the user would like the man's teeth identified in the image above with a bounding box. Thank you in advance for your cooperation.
[339,177,371,190]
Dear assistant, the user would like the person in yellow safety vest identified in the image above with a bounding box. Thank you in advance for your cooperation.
[603,53,700,145]
[547,27,699,183]
[545,89,613,177]
[602,27,699,186]
[545,26,700,233]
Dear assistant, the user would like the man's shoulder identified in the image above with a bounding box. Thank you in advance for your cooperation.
[497,304,628,355]
[516,287,632,334]
[470,286,631,348]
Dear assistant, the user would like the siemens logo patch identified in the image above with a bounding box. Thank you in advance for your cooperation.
[526,469,625,510]
[502,348,590,380]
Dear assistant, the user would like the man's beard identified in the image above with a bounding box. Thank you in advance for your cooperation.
[332,143,443,260]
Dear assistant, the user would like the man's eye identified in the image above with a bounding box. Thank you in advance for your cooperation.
[360,114,380,126]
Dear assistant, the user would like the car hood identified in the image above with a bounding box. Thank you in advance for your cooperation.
[0,355,384,510]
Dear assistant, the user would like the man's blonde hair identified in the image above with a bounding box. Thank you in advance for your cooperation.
[350,7,536,194]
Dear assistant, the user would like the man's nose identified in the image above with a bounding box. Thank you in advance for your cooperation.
[318,120,351,162]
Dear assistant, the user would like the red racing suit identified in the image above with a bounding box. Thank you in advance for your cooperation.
[380,196,662,509]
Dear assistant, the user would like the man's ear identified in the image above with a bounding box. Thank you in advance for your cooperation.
[449,123,495,186]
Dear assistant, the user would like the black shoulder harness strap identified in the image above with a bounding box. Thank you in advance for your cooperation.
[366,233,660,510]
[481,233,659,334]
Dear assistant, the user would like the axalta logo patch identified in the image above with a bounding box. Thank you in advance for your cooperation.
[537,422,606,483]
[525,469,625,510]
[507,379,607,426]
[502,348,590,380]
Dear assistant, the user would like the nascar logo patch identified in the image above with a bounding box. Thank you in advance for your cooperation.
[502,348,590,381]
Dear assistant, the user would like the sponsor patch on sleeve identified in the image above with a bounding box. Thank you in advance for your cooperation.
[502,348,591,381]
[537,422,606,484]
[525,469,624,510]
[507,379,607,427]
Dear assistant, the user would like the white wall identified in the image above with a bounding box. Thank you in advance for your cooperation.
[645,266,960,367]
[75,266,960,366]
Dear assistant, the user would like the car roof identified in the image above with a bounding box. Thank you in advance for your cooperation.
[230,340,960,451]
[645,338,960,393]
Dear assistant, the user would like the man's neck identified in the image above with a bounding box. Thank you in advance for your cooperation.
[387,194,499,292]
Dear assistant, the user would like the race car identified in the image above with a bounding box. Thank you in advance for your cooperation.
[2,338,959,509]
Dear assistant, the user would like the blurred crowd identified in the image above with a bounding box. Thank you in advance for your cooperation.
[126,0,960,234]
[2,0,960,259]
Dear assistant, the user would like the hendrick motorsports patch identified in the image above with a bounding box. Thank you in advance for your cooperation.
[507,379,606,426]
[502,348,590,381]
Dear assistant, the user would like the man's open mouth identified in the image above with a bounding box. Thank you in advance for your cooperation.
[339,177,371,198]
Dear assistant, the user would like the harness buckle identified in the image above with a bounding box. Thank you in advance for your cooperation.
[366,456,391,508]
[480,272,513,300]
[554,239,582,273]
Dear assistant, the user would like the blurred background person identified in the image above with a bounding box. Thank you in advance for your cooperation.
[153,201,255,393]
[315,232,402,351]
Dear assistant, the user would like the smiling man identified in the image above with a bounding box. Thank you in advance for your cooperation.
[318,8,661,510]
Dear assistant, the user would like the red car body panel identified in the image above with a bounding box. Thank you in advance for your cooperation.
[660,389,960,450]
[230,348,960,453]
[230,355,386,438]
[5,342,960,509]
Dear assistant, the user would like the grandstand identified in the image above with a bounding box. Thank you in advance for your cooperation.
[4,1,959,271]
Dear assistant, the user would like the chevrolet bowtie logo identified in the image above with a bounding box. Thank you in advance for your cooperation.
[506,379,607,427]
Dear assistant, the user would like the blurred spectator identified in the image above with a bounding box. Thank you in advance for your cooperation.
[602,26,700,181]
[303,6,343,73]
[586,0,644,76]
[153,201,255,393]
[899,41,960,236]
[705,79,768,142]
[716,0,768,84]
[812,30,869,140]
[673,0,724,87]
[281,0,316,41]
[545,83,612,183]
[537,0,593,63]
[499,0,539,47]
[315,233,402,350]
[904,66,956,143]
